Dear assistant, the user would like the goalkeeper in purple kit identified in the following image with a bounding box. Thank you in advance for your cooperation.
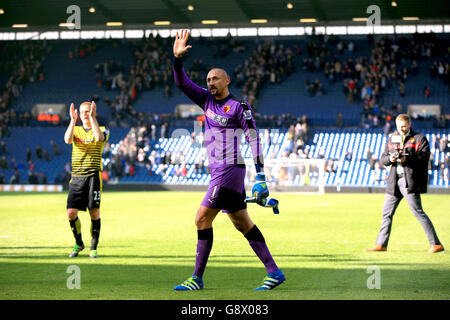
[172,30,285,291]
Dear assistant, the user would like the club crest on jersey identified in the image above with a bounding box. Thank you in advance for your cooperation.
[206,109,228,126]
[223,105,231,113]
[243,110,252,120]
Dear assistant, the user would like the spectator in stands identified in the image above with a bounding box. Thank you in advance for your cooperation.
[160,123,168,139]
[39,172,48,184]
[35,145,43,159]
[315,79,325,96]
[398,81,405,98]
[137,148,146,166]
[439,162,449,183]
[0,141,7,155]
[112,155,124,179]
[129,162,135,176]
[64,162,71,174]
[383,122,391,136]
[424,86,431,98]
[0,172,4,184]
[445,153,450,168]
[25,147,32,162]
[27,160,34,172]
[336,113,344,128]
[325,159,337,173]
[345,149,353,162]
[372,161,383,183]
[42,148,50,162]
[0,156,7,169]
[164,84,172,98]
[28,171,39,184]
[429,150,436,171]
[366,148,376,170]
[439,135,449,153]
[55,170,70,184]
[181,163,187,177]
[50,140,61,156]
[0,124,8,139]
[9,169,20,184]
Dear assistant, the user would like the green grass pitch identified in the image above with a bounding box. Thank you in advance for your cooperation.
[0,191,448,300]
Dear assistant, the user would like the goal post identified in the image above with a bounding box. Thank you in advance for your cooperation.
[245,158,326,194]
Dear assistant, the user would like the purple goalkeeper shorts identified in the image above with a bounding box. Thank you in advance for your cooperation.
[201,165,247,213]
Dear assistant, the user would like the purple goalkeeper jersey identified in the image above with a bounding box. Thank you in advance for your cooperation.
[173,58,264,188]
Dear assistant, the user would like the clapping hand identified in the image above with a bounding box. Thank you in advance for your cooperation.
[90,101,96,119]
[69,103,78,122]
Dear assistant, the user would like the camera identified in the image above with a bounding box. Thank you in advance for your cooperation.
[389,134,409,159]
[389,149,400,159]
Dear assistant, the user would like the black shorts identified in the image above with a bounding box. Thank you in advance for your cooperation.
[67,172,102,211]
[202,185,247,213]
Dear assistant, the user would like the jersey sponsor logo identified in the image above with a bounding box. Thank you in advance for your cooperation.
[75,137,95,144]
[243,110,252,120]
[205,109,228,126]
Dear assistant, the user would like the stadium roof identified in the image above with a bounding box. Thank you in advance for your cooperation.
[0,0,449,30]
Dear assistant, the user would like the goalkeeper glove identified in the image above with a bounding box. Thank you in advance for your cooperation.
[245,196,280,214]
[251,172,269,202]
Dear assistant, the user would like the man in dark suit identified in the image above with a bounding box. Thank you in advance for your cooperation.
[366,114,444,253]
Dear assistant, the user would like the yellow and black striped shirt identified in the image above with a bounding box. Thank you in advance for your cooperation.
[71,126,109,177]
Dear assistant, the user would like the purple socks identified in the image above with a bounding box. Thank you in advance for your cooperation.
[245,225,278,273]
[193,228,213,278]
[193,225,278,277]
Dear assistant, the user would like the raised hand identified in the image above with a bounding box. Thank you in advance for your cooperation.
[90,101,96,119]
[69,103,78,122]
[173,29,192,58]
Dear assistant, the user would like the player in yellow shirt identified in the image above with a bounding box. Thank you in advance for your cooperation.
[64,101,109,258]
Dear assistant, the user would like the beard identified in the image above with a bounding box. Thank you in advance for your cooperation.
[209,87,219,96]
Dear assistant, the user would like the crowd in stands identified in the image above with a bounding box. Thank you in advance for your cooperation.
[430,60,450,84]
[301,32,450,129]
[0,138,62,184]
[101,123,202,183]
[68,39,100,59]
[90,34,301,127]
[0,40,49,109]
[92,35,217,127]
[203,34,246,58]
[0,40,51,133]
[233,40,298,109]
[0,34,449,186]
[305,79,325,96]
